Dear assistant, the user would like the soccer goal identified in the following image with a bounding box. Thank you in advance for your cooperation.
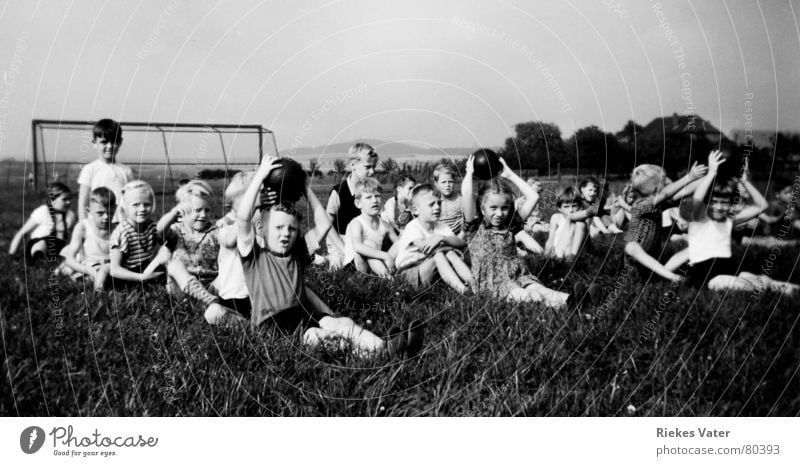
[29,119,277,193]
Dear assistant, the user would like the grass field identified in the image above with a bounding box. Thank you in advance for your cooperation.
[1,181,799,416]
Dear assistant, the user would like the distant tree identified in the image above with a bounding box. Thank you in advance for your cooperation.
[380,157,399,174]
[307,158,323,178]
[499,121,566,174]
[615,120,644,143]
[564,125,619,173]
[332,158,348,179]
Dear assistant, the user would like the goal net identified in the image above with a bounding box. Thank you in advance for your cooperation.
[28,119,276,196]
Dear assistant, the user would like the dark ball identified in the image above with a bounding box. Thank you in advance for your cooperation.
[263,158,307,203]
[471,149,503,180]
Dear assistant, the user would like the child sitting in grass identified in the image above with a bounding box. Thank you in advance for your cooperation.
[237,155,421,356]
[9,182,76,262]
[573,176,613,238]
[544,187,587,261]
[60,187,115,292]
[665,150,799,295]
[609,183,634,232]
[433,164,464,236]
[623,162,707,282]
[157,180,225,317]
[109,180,167,284]
[343,177,399,278]
[325,142,379,269]
[462,156,572,305]
[395,184,472,293]
[381,174,416,235]
[206,172,255,324]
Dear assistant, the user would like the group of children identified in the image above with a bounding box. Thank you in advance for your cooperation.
[10,120,800,359]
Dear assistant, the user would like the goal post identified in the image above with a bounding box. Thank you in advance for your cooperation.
[30,119,276,191]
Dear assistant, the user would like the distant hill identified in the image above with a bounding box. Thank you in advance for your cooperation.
[281,139,495,158]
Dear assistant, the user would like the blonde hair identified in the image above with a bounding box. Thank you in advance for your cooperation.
[224,171,255,211]
[175,179,214,203]
[120,180,156,220]
[631,164,666,197]
[432,163,457,182]
[354,177,382,199]
[348,142,378,164]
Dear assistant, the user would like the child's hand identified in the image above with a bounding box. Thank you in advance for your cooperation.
[383,254,396,274]
[706,150,726,175]
[256,155,280,177]
[688,161,708,180]
[172,201,193,218]
[465,155,475,176]
[420,236,444,255]
[260,187,278,206]
[498,157,513,179]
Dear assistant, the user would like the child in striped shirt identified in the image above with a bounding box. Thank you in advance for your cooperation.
[109,180,167,284]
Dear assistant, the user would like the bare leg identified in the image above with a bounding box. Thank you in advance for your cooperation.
[433,251,467,293]
[353,253,370,274]
[94,264,110,292]
[366,258,391,277]
[624,242,682,282]
[315,316,385,353]
[527,282,570,307]
[303,287,333,316]
[570,221,587,257]
[418,257,438,286]
[446,250,473,285]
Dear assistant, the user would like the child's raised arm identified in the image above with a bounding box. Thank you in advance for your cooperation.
[157,201,192,236]
[735,179,768,225]
[655,162,708,205]
[305,178,333,246]
[237,155,279,255]
[498,158,539,220]
[691,150,724,221]
[461,155,477,222]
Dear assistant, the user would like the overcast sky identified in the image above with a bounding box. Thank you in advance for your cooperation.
[1,0,798,160]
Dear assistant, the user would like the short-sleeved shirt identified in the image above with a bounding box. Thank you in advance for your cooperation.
[240,237,311,326]
[77,160,133,202]
[109,220,159,270]
[380,196,413,233]
[623,195,670,253]
[439,195,464,235]
[394,218,455,270]
[213,217,249,300]
[166,222,220,282]
[28,205,75,240]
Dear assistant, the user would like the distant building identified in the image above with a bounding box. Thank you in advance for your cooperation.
[729,129,800,150]
[641,113,725,143]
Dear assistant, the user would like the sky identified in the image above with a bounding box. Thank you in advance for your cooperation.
[1,0,799,161]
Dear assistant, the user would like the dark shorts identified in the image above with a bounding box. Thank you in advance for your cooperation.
[26,237,65,261]
[685,258,737,289]
[217,297,252,320]
[108,264,167,291]
[259,306,327,334]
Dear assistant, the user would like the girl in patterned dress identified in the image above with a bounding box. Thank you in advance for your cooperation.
[157,180,225,317]
[462,154,571,306]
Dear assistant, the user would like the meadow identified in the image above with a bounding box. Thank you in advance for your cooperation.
[1,178,799,416]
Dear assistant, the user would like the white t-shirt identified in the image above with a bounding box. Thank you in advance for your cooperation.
[29,205,76,240]
[78,159,134,203]
[688,217,733,265]
[395,218,454,270]
[212,220,249,300]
